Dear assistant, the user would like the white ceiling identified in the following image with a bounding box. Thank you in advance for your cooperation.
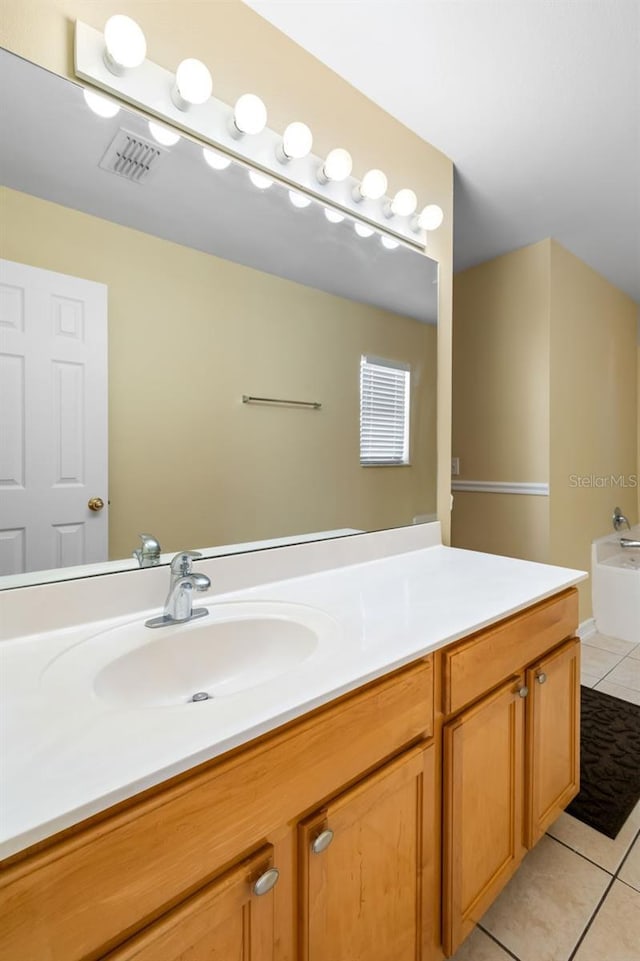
[244,0,640,304]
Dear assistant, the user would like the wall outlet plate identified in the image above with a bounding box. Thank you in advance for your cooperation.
[451,457,460,476]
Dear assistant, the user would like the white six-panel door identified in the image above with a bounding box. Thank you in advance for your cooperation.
[0,259,108,576]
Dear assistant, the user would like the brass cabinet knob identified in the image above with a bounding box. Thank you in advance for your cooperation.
[536,672,547,685]
[87,497,105,512]
[252,868,279,897]
[311,828,334,854]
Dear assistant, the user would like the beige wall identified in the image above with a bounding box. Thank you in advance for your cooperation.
[452,240,551,482]
[450,494,550,564]
[452,238,638,621]
[548,242,638,613]
[451,241,551,561]
[0,0,454,540]
[2,186,437,560]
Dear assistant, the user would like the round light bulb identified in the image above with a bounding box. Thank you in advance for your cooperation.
[103,15,146,74]
[148,121,180,147]
[83,88,120,119]
[281,121,313,160]
[248,170,273,190]
[324,208,345,224]
[354,222,375,238]
[381,236,399,250]
[173,59,213,109]
[203,147,232,171]
[289,190,312,209]
[390,188,418,217]
[358,168,388,201]
[233,94,267,135]
[416,204,444,231]
[320,148,353,183]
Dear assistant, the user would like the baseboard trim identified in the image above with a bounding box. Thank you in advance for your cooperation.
[578,618,597,640]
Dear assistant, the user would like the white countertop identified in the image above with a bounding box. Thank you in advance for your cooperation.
[0,544,586,860]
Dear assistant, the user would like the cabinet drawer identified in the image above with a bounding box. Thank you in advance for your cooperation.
[443,589,578,716]
[0,657,433,961]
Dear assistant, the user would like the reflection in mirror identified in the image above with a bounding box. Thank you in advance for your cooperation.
[0,48,438,589]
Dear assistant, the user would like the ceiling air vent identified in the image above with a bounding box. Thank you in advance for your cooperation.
[99,128,164,183]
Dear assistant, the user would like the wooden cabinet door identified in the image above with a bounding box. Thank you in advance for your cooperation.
[443,677,526,956]
[525,637,580,847]
[299,742,437,961]
[103,847,277,961]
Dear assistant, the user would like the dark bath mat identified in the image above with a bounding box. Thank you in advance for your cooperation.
[566,685,640,839]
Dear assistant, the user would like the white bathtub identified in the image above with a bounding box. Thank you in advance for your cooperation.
[592,527,640,643]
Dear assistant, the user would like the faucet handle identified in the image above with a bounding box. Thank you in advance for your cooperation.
[613,507,631,531]
[170,550,203,577]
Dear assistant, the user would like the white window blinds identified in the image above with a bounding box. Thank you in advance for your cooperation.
[360,355,410,466]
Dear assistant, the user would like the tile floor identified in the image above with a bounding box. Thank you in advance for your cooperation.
[580,631,640,705]
[450,631,640,961]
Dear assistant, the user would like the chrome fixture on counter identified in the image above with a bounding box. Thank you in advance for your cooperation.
[620,537,640,549]
[145,550,210,627]
[133,532,162,567]
[613,507,631,531]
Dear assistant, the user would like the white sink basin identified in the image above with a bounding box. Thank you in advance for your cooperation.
[41,601,339,707]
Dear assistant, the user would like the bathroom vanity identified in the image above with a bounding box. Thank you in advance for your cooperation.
[0,533,584,961]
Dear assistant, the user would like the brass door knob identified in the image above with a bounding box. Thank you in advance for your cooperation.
[88,497,105,512]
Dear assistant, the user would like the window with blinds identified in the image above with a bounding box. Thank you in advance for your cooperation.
[360,355,411,466]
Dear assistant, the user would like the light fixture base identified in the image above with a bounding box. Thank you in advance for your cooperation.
[103,50,128,78]
[170,85,193,112]
[227,115,244,140]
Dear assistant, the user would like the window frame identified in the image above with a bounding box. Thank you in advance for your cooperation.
[359,354,411,467]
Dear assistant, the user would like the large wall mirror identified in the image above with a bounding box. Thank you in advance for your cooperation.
[0,48,438,589]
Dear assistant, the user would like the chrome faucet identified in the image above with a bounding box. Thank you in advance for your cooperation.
[133,532,162,567]
[620,538,640,549]
[613,507,631,531]
[169,550,204,583]
[145,550,211,628]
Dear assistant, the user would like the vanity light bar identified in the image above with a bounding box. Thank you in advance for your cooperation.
[74,19,443,248]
